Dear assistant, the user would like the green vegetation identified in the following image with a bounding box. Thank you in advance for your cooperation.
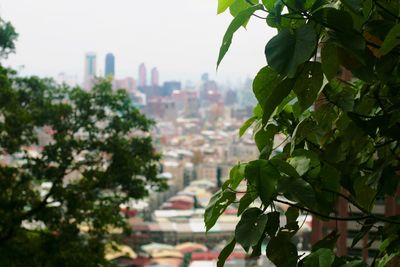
[0,19,165,266]
[207,0,400,266]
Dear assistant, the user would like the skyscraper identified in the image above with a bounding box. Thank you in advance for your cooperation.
[151,67,159,87]
[105,53,115,78]
[84,52,97,90]
[138,63,147,87]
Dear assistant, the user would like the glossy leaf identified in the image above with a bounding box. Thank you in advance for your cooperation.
[312,231,339,252]
[285,206,299,231]
[255,124,278,158]
[266,232,298,267]
[293,62,323,111]
[205,190,236,231]
[265,25,317,77]
[235,207,268,247]
[289,149,320,177]
[230,0,258,18]
[245,160,280,205]
[351,218,377,248]
[239,116,256,137]
[217,4,263,68]
[253,66,282,109]
[218,0,235,14]
[380,24,400,55]
[217,237,236,267]
[262,78,295,123]
[265,211,280,237]
[227,163,246,189]
[238,189,258,215]
[321,42,339,80]
[302,248,335,267]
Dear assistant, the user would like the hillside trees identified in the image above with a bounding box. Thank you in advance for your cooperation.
[206,0,400,266]
[0,18,165,266]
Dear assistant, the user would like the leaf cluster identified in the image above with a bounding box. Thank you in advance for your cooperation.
[209,0,400,266]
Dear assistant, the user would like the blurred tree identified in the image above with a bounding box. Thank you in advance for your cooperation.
[0,18,17,58]
[0,18,165,266]
[207,0,400,266]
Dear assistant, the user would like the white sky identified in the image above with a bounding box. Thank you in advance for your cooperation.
[0,0,276,85]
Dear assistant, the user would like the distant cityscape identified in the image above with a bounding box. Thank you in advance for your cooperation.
[33,52,391,267]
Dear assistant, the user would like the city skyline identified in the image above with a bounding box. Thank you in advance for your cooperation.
[0,0,275,84]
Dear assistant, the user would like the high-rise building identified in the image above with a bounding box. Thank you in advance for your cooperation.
[151,67,159,87]
[105,53,115,78]
[138,63,147,87]
[84,52,97,90]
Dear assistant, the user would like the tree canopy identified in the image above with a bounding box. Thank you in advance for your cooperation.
[207,0,400,266]
[0,19,165,266]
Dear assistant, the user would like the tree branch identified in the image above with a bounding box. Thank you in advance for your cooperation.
[273,198,371,221]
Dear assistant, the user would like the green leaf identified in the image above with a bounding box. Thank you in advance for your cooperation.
[255,124,278,158]
[205,190,236,231]
[262,78,295,124]
[262,0,275,11]
[293,62,323,111]
[227,163,246,190]
[377,253,399,267]
[279,176,318,211]
[238,189,258,215]
[312,231,339,252]
[321,42,339,80]
[270,158,301,179]
[266,232,298,267]
[314,8,354,33]
[218,0,235,14]
[253,66,282,109]
[285,207,299,231]
[351,218,376,248]
[302,248,335,267]
[291,117,319,153]
[265,211,280,237]
[217,237,236,267]
[265,25,317,77]
[354,177,376,212]
[230,0,258,18]
[235,207,268,247]
[289,149,320,177]
[253,104,263,118]
[239,116,256,137]
[362,0,372,18]
[217,4,263,67]
[245,160,280,205]
[380,24,400,55]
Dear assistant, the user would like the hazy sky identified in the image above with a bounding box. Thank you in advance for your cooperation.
[0,0,276,85]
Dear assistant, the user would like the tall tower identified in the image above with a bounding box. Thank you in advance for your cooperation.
[105,53,115,78]
[151,67,159,87]
[84,52,97,90]
[138,63,147,87]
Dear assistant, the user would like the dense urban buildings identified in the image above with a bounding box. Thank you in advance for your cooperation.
[64,53,311,266]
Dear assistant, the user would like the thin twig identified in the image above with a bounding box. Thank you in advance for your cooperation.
[273,198,371,221]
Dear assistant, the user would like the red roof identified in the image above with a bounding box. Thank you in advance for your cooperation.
[191,251,245,261]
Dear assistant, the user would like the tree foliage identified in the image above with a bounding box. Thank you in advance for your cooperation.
[207,0,400,266]
[0,20,165,266]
